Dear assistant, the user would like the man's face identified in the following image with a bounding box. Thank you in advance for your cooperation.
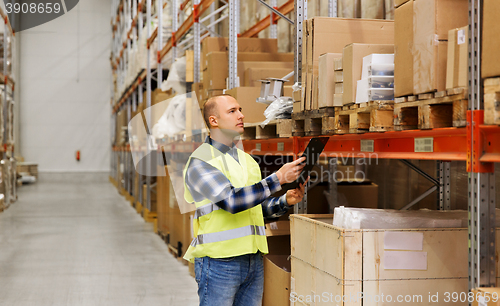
[213,96,245,135]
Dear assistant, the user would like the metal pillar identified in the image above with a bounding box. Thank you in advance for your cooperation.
[172,0,178,61]
[438,161,451,210]
[157,0,163,85]
[468,0,496,290]
[328,0,337,17]
[294,0,306,84]
[194,0,201,83]
[228,0,238,89]
[145,0,152,211]
[270,0,277,39]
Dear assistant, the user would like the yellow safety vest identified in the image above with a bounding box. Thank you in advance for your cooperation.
[182,142,268,262]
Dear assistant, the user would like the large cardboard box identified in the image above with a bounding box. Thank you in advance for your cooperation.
[338,182,379,208]
[413,0,468,94]
[472,288,500,306]
[301,17,394,110]
[446,26,468,90]
[224,87,268,123]
[394,0,414,97]
[318,53,342,108]
[203,52,294,90]
[201,37,278,71]
[482,0,500,79]
[343,44,394,105]
[244,68,293,87]
[263,235,291,306]
[290,214,500,306]
[157,165,171,235]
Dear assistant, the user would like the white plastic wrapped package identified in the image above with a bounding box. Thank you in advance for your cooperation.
[161,56,186,94]
[152,94,186,138]
[332,206,500,229]
[260,96,293,128]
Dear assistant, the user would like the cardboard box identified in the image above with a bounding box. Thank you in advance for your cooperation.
[318,53,342,108]
[263,255,291,306]
[224,87,268,123]
[394,0,410,7]
[201,37,278,71]
[290,214,480,306]
[446,26,468,90]
[301,17,394,111]
[343,43,394,105]
[413,0,468,94]
[334,57,343,71]
[203,52,294,90]
[335,82,344,94]
[482,0,500,78]
[334,71,344,83]
[394,0,414,97]
[143,184,157,212]
[244,68,293,87]
[472,288,500,306]
[157,165,171,235]
[337,182,378,208]
[413,40,448,95]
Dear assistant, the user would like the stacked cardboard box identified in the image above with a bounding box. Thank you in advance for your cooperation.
[446,26,468,90]
[343,44,394,105]
[394,0,468,97]
[333,57,344,106]
[318,53,342,108]
[301,17,394,110]
[482,0,500,79]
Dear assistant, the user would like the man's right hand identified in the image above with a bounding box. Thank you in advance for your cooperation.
[275,157,306,185]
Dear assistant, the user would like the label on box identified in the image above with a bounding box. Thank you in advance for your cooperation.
[269,222,278,230]
[384,251,427,270]
[478,296,487,306]
[457,29,466,45]
[384,232,423,251]
[415,137,433,152]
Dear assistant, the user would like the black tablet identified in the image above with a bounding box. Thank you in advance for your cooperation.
[281,137,329,191]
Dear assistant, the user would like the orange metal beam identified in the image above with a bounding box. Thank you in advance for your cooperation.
[240,0,294,38]
[159,0,216,60]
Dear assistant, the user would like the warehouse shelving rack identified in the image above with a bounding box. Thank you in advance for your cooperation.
[110,0,497,291]
[0,6,16,208]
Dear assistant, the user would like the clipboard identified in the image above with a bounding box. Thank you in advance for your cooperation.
[282,137,329,191]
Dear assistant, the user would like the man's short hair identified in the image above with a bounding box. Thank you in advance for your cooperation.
[202,94,232,129]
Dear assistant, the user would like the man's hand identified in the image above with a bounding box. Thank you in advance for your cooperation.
[285,177,309,206]
[275,157,306,185]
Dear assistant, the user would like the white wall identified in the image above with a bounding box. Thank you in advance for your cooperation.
[19,0,112,172]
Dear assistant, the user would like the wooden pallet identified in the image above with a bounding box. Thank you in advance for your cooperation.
[277,119,292,138]
[484,78,500,125]
[242,120,278,140]
[292,107,335,136]
[394,87,467,103]
[393,89,468,131]
[334,101,394,134]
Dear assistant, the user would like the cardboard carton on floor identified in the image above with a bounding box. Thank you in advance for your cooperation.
[413,0,468,94]
[343,43,394,105]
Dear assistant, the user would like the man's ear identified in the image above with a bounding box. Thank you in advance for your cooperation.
[209,115,218,127]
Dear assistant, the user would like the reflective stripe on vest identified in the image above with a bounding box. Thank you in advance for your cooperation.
[194,202,221,219]
[190,225,266,247]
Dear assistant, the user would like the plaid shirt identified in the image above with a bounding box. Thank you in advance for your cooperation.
[184,137,290,218]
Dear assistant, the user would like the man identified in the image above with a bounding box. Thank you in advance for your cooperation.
[183,95,307,306]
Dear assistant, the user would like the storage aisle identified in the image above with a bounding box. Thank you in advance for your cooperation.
[0,173,198,306]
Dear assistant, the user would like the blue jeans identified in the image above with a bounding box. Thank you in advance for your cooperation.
[194,253,264,306]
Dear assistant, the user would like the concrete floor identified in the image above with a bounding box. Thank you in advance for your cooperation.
[0,173,198,306]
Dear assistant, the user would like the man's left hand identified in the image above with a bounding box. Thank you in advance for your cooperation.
[285,177,309,206]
